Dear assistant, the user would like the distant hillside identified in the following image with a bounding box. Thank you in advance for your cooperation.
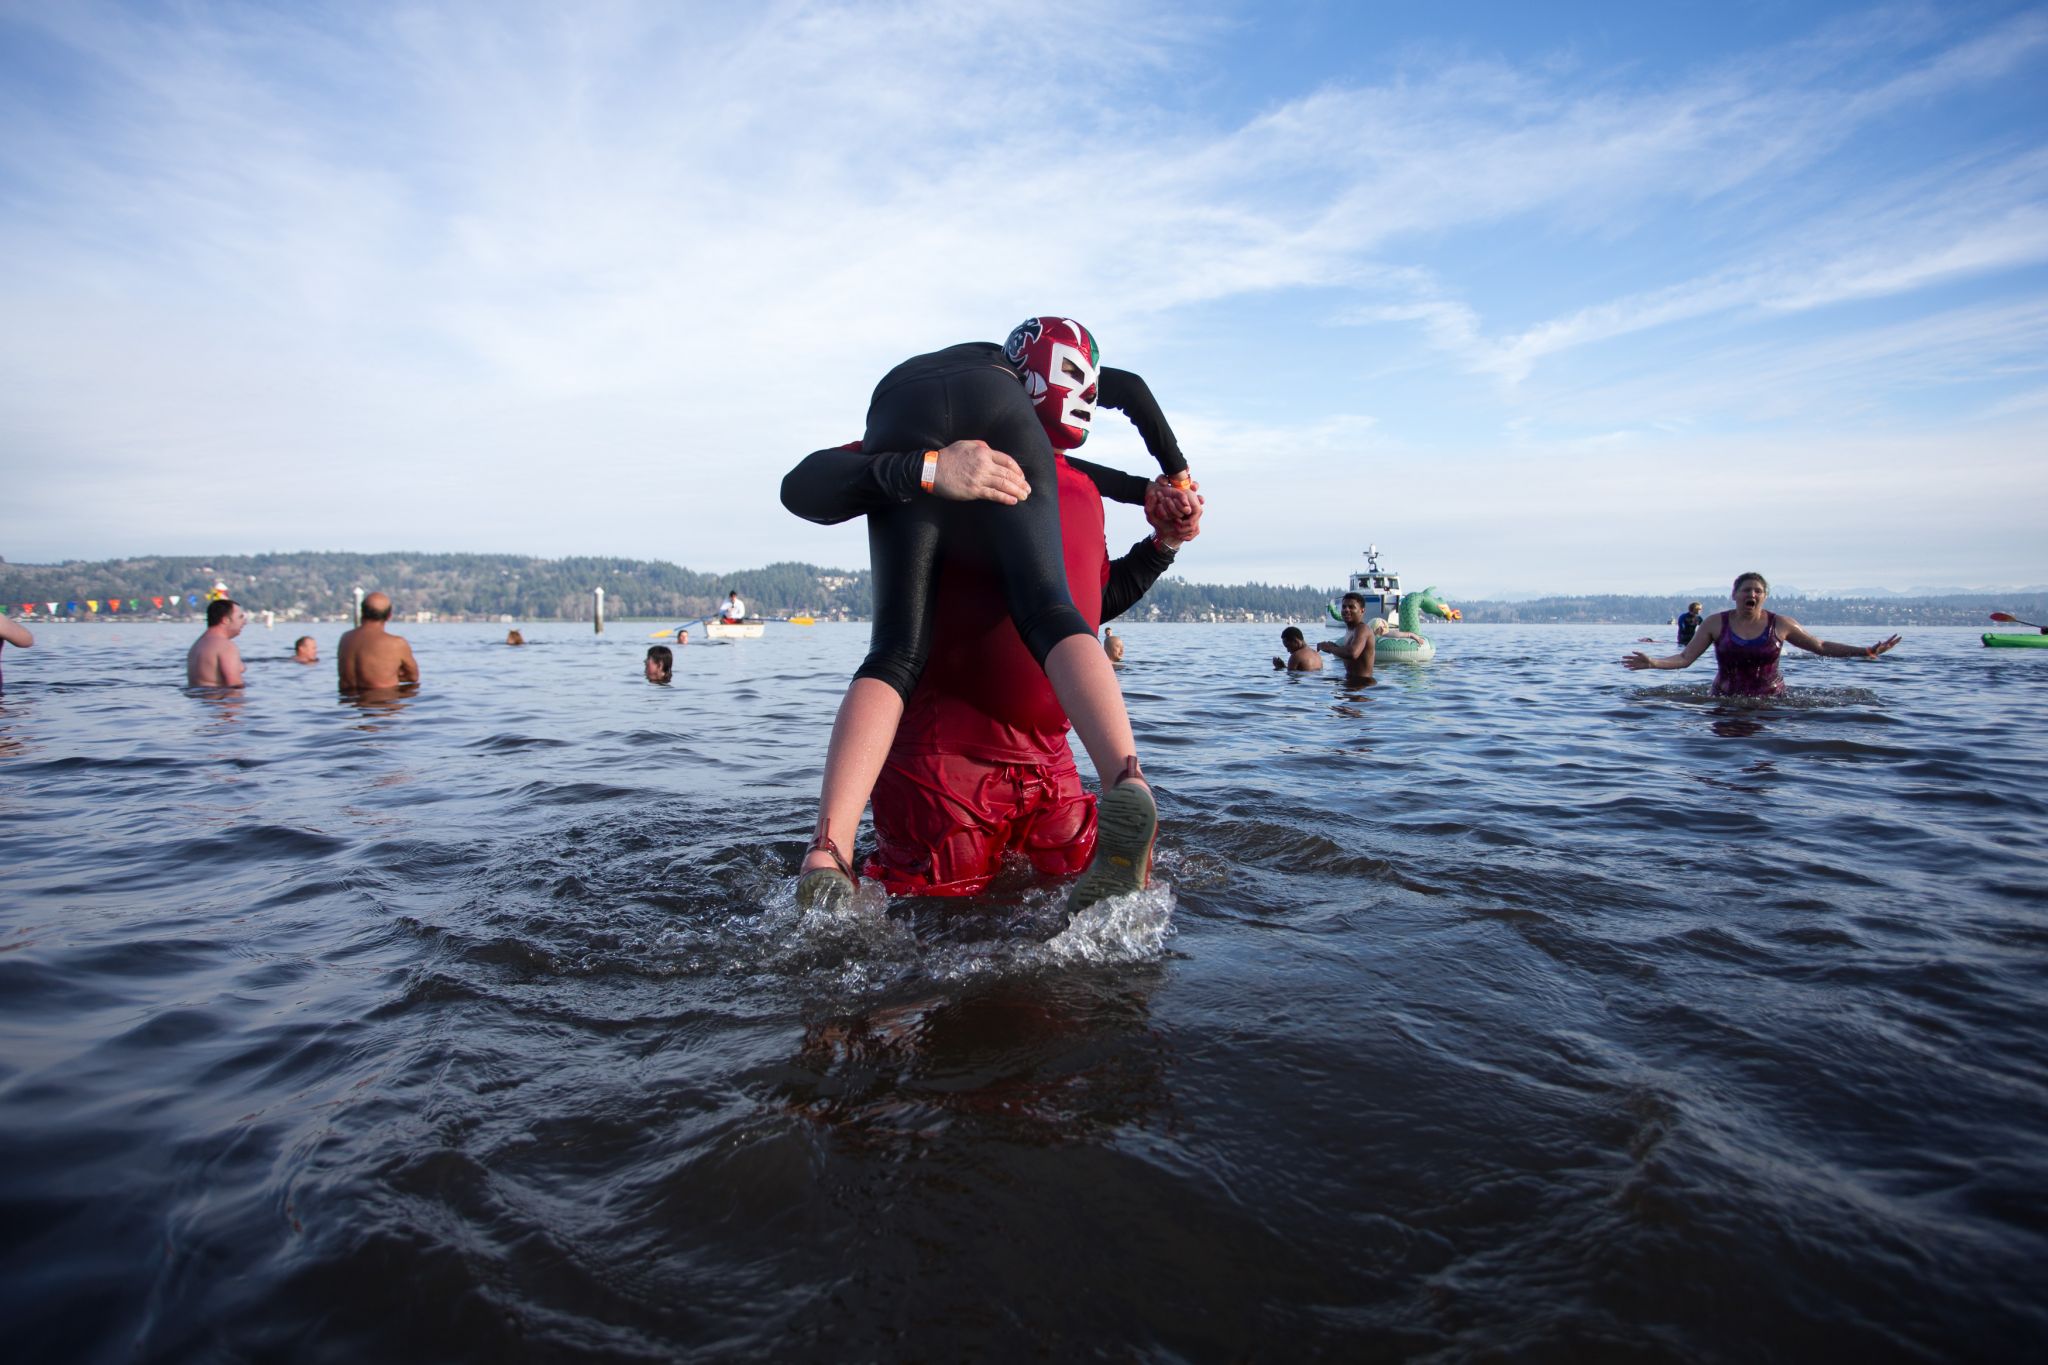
[0,553,877,623]
[1452,593,2048,626]
[2,553,2037,626]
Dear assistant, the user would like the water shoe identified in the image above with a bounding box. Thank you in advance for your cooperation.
[795,833,857,912]
[1066,764,1156,914]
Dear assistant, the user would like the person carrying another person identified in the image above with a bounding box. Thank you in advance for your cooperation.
[0,611,33,686]
[292,636,319,664]
[1273,626,1322,672]
[782,315,1199,912]
[337,592,420,694]
[187,599,248,687]
[1316,593,1376,685]
[1677,601,1705,646]
[1623,572,1900,696]
[781,316,1198,914]
[644,645,674,684]
[783,416,1201,899]
[720,591,746,624]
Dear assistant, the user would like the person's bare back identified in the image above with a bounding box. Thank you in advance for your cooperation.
[187,600,249,687]
[1273,626,1322,672]
[336,593,420,693]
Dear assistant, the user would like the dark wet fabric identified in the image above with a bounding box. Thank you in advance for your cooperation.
[1712,611,1785,697]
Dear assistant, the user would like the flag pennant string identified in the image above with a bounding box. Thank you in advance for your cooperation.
[12,591,264,616]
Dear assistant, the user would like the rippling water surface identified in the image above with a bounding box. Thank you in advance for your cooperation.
[4,620,2044,1361]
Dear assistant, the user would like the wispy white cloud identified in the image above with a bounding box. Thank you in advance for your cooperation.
[0,1,2043,593]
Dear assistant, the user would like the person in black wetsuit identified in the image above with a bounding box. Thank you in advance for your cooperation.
[781,317,1196,913]
[1678,602,1704,646]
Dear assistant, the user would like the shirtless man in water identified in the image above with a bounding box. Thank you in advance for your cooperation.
[336,592,420,693]
[1273,625,1322,672]
[186,599,248,687]
[1317,592,1376,685]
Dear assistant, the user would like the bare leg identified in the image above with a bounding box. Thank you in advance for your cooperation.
[1045,633,1158,913]
[1042,635,1147,791]
[800,677,904,876]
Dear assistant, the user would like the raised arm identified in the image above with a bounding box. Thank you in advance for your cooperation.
[0,617,32,648]
[1625,613,1719,671]
[1096,368,1187,478]
[1102,482,1204,621]
[1780,617,1901,660]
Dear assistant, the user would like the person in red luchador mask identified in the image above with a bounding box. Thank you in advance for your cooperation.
[782,318,1199,907]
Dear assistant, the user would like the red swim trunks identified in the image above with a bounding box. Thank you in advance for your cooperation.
[864,747,1098,897]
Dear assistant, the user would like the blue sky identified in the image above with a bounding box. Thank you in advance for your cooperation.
[2,1,2044,595]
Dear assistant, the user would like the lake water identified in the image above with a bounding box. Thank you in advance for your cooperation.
[3,620,2044,1361]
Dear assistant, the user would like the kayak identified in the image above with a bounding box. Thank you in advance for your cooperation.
[1982,633,2048,648]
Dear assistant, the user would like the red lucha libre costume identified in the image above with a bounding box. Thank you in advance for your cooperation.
[866,455,1174,894]
[779,318,1188,896]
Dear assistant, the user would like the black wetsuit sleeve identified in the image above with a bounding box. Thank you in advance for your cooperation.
[1097,367,1187,477]
[1064,456,1152,506]
[779,443,926,525]
[1102,536,1176,623]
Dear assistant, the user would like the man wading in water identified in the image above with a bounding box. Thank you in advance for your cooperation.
[337,592,421,696]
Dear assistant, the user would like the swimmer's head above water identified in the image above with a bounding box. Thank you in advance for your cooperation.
[1004,316,1099,450]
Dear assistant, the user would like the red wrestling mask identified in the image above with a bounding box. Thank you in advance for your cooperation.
[1003,316,1099,449]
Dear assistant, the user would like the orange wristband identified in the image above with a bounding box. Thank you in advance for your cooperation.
[920,451,938,493]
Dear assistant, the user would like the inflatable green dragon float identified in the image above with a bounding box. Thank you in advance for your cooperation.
[1328,585,1457,661]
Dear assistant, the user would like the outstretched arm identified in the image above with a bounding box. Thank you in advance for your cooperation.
[780,440,1032,525]
[0,617,32,648]
[1626,614,1719,671]
[1063,455,1151,505]
[1781,618,1901,660]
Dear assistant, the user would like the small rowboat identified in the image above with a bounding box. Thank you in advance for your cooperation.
[704,619,766,640]
[1983,633,2048,648]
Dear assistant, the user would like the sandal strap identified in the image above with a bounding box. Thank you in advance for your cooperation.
[1114,755,1145,788]
[808,828,857,884]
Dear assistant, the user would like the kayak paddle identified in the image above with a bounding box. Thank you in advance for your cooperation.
[650,616,713,640]
[1989,612,2047,633]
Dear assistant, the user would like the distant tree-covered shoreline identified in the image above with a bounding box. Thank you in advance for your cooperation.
[0,552,2037,626]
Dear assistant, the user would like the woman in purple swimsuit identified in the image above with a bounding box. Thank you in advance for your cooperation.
[1623,572,1900,695]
